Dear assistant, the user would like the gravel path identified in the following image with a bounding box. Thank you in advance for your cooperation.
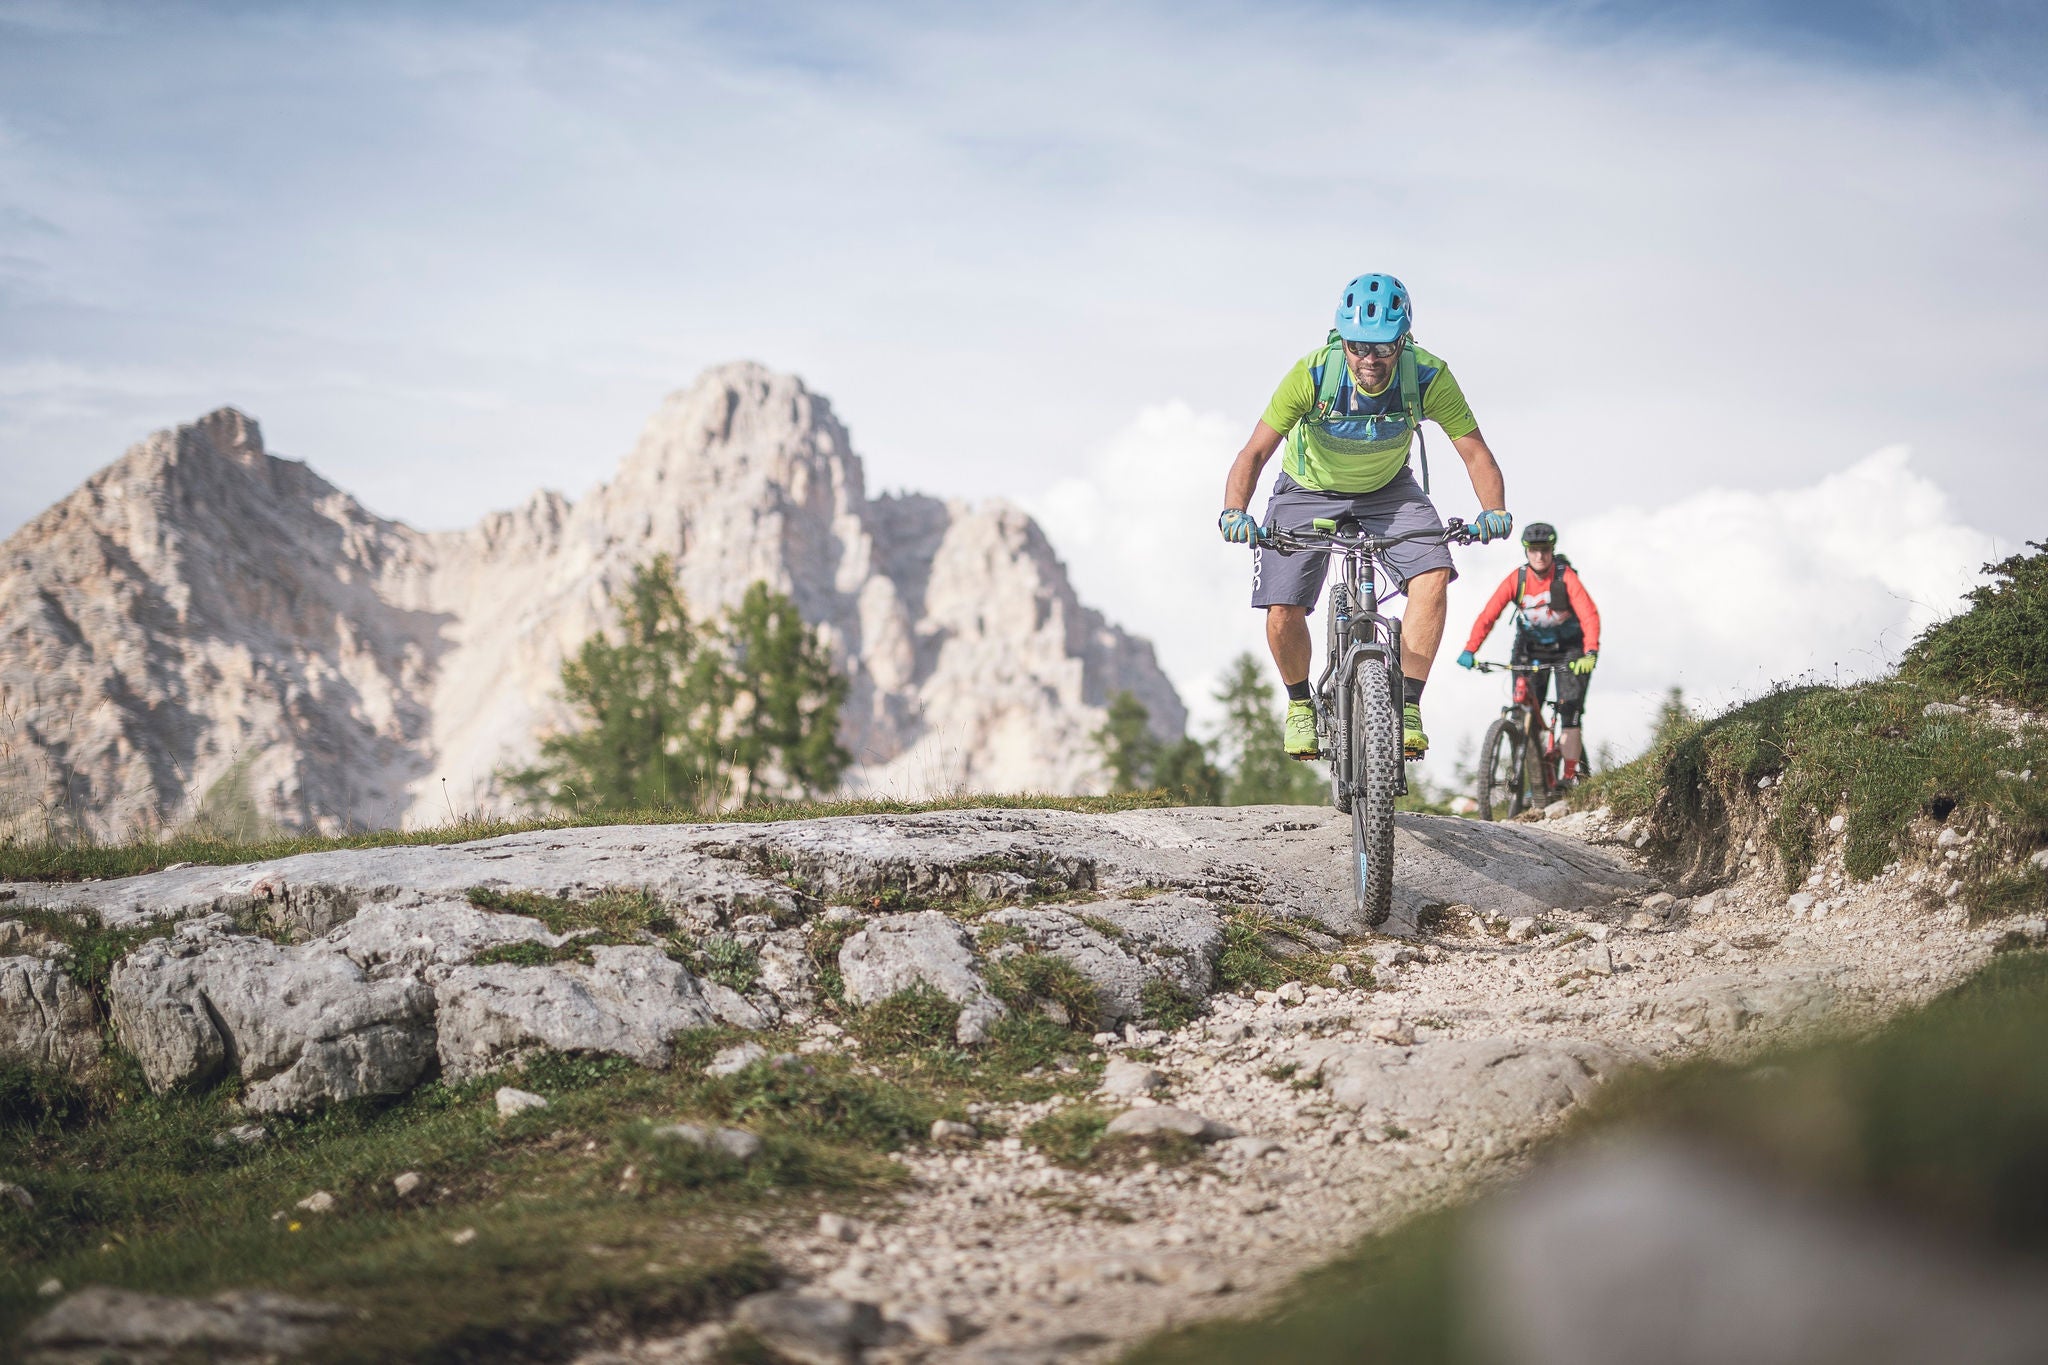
[588,806,2010,1365]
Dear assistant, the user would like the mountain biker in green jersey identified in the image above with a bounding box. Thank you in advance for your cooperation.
[1219,273,1511,761]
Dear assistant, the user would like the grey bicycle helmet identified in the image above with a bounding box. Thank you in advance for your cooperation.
[1520,522,1558,547]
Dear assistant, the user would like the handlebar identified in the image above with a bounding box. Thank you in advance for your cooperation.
[1472,660,1551,674]
[1255,516,1477,555]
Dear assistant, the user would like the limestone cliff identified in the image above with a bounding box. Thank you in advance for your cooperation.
[0,364,1184,836]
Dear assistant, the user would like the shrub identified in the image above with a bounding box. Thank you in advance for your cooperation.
[1903,541,2048,708]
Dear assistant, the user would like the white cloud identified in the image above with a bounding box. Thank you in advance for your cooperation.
[1038,408,2001,792]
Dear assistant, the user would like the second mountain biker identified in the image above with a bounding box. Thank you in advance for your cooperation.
[1457,521,1603,786]
[1218,273,1514,763]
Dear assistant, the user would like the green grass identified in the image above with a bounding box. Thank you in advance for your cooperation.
[0,792,1177,885]
[0,992,1108,1361]
[1574,677,2048,911]
[1128,950,2048,1364]
[1213,910,1345,993]
[1575,543,2048,915]
[1901,540,2048,709]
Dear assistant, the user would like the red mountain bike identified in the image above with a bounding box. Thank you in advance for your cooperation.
[1471,660,1587,821]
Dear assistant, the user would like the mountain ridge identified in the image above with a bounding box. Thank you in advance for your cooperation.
[0,364,1184,837]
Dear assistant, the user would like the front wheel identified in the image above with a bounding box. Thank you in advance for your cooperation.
[1350,655,1401,927]
[1477,716,1524,821]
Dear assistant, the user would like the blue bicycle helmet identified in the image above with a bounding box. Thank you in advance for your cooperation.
[1334,273,1412,344]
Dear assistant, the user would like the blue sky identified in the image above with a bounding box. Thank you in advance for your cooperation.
[2,0,2044,772]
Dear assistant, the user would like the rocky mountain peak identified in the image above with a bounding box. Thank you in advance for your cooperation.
[1,367,1184,838]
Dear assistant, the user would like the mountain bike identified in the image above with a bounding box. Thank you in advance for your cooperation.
[1470,660,1586,820]
[1252,516,1477,927]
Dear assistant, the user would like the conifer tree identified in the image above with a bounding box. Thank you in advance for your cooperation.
[1211,652,1322,805]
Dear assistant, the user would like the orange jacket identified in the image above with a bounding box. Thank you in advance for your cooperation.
[1464,561,1600,655]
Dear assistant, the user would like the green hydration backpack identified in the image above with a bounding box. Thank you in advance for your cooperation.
[1294,329,1430,493]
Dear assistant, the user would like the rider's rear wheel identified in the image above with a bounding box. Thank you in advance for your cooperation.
[1477,716,1521,822]
[1350,654,1400,928]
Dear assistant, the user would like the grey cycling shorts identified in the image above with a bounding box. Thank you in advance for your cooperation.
[1250,467,1456,613]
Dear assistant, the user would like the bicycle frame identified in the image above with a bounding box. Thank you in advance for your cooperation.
[1473,660,1566,806]
[1260,518,1473,799]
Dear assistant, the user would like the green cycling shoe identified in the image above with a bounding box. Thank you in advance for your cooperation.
[1403,702,1429,759]
[1284,699,1319,760]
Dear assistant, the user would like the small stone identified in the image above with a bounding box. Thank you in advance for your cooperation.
[1,1180,34,1212]
[2030,849,2048,871]
[1274,981,1306,1005]
[1369,1017,1415,1046]
[1586,924,1612,942]
[706,1042,768,1077]
[1423,1127,1454,1151]
[1757,775,1773,789]
[733,1291,887,1363]
[1642,892,1676,915]
[1580,943,1614,976]
[1625,912,1658,932]
[393,1172,423,1198]
[1543,799,1570,820]
[1099,1059,1167,1097]
[1693,891,1721,916]
[1634,832,1652,849]
[1217,1136,1284,1160]
[818,1212,860,1243]
[1506,917,1537,942]
[495,1086,548,1118]
[295,1190,336,1215]
[895,1303,971,1346]
[1923,701,1967,716]
[1328,962,1352,986]
[1786,892,1816,917]
[1236,1192,1278,1214]
[1827,813,1847,834]
[213,1122,269,1148]
[451,1227,477,1245]
[650,1122,764,1163]
[930,1119,978,1144]
[1091,1031,1118,1047]
[1103,1105,1238,1143]
[36,1278,61,1298]
[1944,880,1964,900]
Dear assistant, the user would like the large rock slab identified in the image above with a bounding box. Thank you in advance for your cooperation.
[837,911,1006,1044]
[23,1285,350,1362]
[0,953,101,1078]
[1305,1037,1634,1133]
[435,945,733,1081]
[0,805,1649,942]
[108,926,436,1111]
[1465,1138,2048,1365]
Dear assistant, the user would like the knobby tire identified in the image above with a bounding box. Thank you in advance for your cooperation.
[1477,716,1522,822]
[1350,654,1400,927]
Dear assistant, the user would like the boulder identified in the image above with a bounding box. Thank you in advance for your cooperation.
[108,932,435,1112]
[323,900,558,974]
[23,1286,350,1362]
[731,1290,887,1365]
[1465,1137,2048,1365]
[0,953,101,1078]
[1645,973,1836,1037]
[435,945,724,1081]
[1103,1105,1238,1143]
[980,893,1223,1025]
[837,912,1005,1045]
[1098,1060,1167,1097]
[1310,1038,1631,1132]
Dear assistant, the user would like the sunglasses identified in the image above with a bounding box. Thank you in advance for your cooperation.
[1342,340,1401,360]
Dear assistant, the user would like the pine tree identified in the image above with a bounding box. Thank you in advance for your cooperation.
[507,555,720,812]
[507,560,848,813]
[1094,691,1222,804]
[719,582,851,803]
[1211,652,1322,805]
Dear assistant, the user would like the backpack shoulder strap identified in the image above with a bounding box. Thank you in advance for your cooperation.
[1399,341,1429,493]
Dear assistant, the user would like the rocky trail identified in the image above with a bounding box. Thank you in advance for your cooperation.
[1,803,2011,1364]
